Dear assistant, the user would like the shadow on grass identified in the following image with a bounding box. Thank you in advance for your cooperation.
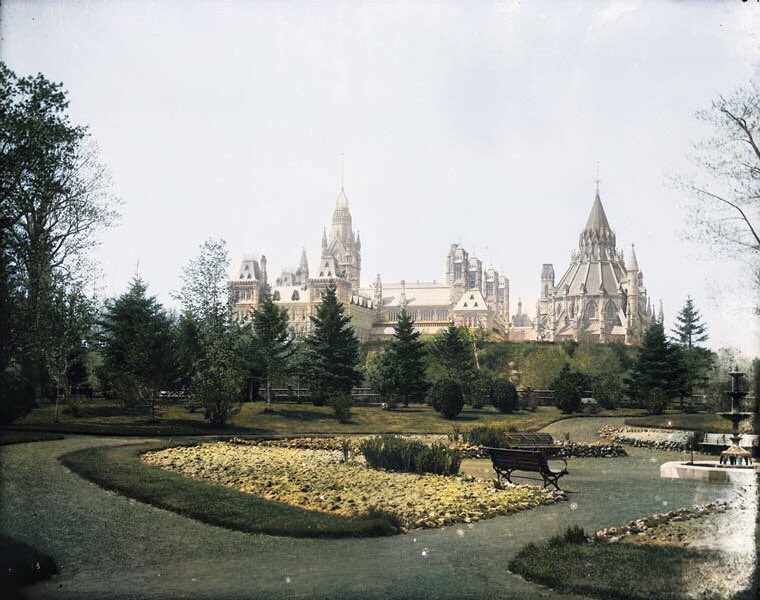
[258,409,338,423]
[3,420,269,437]
[0,534,57,595]
[60,442,398,538]
[0,431,64,446]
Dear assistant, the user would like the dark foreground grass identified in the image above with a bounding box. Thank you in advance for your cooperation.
[0,534,57,594]
[60,442,398,538]
[0,431,64,445]
[509,531,723,600]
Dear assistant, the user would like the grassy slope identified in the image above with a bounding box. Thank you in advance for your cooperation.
[509,539,722,600]
[624,412,734,432]
[59,442,398,538]
[9,398,645,436]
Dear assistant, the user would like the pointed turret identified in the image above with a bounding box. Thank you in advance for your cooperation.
[584,189,612,233]
[657,300,664,324]
[298,247,309,280]
[399,279,407,308]
[626,243,639,272]
[355,231,361,251]
[321,227,327,250]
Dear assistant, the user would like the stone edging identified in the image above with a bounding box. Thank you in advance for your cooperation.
[594,500,729,543]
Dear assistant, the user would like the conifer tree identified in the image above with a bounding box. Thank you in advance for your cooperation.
[99,277,175,421]
[304,285,362,406]
[381,309,429,407]
[428,325,476,390]
[628,322,688,414]
[251,287,294,411]
[671,296,713,396]
[672,296,708,349]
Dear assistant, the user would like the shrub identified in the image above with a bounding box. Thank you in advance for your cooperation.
[427,379,464,419]
[520,387,538,412]
[463,424,517,447]
[469,371,494,409]
[552,364,588,414]
[358,435,461,475]
[547,525,589,547]
[330,392,353,423]
[492,378,519,413]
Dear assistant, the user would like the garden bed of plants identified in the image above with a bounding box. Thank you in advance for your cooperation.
[142,440,562,529]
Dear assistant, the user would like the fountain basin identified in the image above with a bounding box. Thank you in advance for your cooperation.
[660,461,759,485]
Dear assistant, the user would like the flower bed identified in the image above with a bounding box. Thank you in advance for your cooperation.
[142,442,561,530]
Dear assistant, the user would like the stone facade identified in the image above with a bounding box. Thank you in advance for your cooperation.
[230,185,510,340]
[534,188,659,344]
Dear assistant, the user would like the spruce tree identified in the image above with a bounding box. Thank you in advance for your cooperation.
[628,322,688,413]
[304,285,362,406]
[382,309,429,407]
[671,296,714,396]
[672,296,708,349]
[251,287,294,411]
[99,277,175,421]
[429,325,476,390]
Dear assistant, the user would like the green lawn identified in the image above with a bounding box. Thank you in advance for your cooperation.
[60,442,398,538]
[624,412,738,433]
[0,431,64,445]
[509,531,726,600]
[8,398,645,436]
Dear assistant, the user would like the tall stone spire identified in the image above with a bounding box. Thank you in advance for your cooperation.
[626,243,639,272]
[299,247,309,279]
[579,186,616,260]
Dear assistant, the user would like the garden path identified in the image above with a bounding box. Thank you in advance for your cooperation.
[0,418,741,599]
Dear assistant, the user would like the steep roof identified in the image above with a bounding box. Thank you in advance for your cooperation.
[584,190,612,233]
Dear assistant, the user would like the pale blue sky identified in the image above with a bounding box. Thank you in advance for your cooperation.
[2,0,759,356]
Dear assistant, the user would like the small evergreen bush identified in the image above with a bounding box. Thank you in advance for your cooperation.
[552,364,588,414]
[330,392,353,423]
[492,378,519,414]
[469,371,494,409]
[427,378,464,419]
[547,525,589,547]
[646,388,668,415]
[358,435,461,475]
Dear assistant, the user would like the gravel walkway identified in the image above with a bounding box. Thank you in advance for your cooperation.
[0,418,746,599]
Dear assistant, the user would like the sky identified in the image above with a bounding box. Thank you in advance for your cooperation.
[2,0,759,357]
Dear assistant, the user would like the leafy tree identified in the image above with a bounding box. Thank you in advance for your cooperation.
[304,285,362,408]
[99,277,175,421]
[177,239,246,425]
[1,63,118,399]
[571,344,625,409]
[517,344,568,389]
[427,378,465,419]
[250,287,294,411]
[48,281,95,421]
[627,323,688,414]
[428,325,476,390]
[551,364,589,414]
[379,309,429,407]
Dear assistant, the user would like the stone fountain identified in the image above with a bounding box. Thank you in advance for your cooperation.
[661,367,758,484]
[716,367,754,467]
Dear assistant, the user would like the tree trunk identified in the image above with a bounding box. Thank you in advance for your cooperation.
[266,377,272,412]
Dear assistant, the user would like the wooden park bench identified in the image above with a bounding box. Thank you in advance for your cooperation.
[502,432,558,456]
[486,447,568,491]
[701,433,759,454]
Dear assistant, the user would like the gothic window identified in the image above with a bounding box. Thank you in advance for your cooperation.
[585,301,597,320]
[605,302,617,321]
[292,290,299,301]
[273,290,280,301]
[474,302,478,307]
[463,302,468,307]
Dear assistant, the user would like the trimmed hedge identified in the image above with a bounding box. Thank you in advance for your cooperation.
[428,379,465,419]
